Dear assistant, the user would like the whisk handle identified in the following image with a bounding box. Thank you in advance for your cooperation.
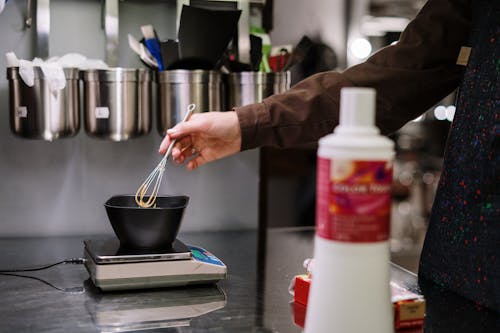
[163,104,196,161]
[182,104,196,122]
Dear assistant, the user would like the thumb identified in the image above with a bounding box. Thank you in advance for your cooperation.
[166,119,200,139]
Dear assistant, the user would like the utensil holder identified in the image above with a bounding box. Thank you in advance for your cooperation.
[81,68,152,141]
[227,71,291,108]
[7,67,80,141]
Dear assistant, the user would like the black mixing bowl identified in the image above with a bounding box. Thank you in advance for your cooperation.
[104,195,189,250]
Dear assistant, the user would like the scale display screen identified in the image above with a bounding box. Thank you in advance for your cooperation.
[189,246,225,266]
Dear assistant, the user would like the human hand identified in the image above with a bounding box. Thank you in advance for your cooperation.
[158,111,241,170]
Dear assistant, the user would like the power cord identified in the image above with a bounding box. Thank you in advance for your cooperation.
[0,258,87,293]
[0,258,86,273]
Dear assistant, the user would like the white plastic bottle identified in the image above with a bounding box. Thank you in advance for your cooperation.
[304,87,395,333]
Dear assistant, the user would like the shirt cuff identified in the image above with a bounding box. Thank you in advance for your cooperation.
[234,102,270,151]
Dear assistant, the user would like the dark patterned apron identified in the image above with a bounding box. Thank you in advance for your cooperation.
[419,0,500,312]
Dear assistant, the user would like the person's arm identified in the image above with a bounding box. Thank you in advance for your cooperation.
[236,0,472,151]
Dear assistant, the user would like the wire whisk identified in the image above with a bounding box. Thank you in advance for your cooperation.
[135,104,196,208]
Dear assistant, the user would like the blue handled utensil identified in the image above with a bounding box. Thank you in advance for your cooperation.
[141,24,164,70]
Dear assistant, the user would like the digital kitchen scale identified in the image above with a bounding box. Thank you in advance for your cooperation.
[83,238,227,291]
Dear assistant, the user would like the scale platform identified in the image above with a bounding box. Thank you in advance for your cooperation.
[84,238,227,291]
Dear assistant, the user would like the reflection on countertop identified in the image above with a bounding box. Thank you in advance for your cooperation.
[0,228,498,332]
[86,281,226,332]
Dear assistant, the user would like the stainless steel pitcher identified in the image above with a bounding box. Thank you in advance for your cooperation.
[157,70,222,136]
[7,67,80,141]
[82,68,152,141]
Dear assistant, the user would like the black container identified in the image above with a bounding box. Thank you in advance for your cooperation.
[104,195,189,250]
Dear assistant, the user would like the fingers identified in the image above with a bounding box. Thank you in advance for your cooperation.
[173,141,198,164]
[166,117,201,140]
[158,135,172,154]
[186,155,207,171]
[158,135,206,171]
[159,114,202,155]
[159,135,190,157]
[158,112,225,170]
[170,136,192,158]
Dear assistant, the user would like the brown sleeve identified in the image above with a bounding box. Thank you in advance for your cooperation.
[235,0,471,151]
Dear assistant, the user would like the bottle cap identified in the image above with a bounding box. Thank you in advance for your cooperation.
[339,87,376,128]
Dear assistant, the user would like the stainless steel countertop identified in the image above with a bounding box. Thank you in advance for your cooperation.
[0,228,497,332]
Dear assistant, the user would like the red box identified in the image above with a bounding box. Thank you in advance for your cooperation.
[391,281,426,330]
[293,274,311,306]
[293,300,307,328]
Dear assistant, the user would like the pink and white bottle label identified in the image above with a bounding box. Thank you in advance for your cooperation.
[316,157,392,242]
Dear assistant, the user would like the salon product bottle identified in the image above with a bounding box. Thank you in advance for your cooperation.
[305,87,395,333]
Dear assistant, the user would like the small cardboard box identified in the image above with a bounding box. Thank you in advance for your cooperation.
[391,281,426,330]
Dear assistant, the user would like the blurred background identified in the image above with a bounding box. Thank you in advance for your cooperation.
[261,0,454,272]
[0,1,456,270]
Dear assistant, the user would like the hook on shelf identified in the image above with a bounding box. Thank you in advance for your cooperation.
[25,0,32,28]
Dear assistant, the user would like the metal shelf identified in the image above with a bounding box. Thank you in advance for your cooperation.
[27,0,262,66]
